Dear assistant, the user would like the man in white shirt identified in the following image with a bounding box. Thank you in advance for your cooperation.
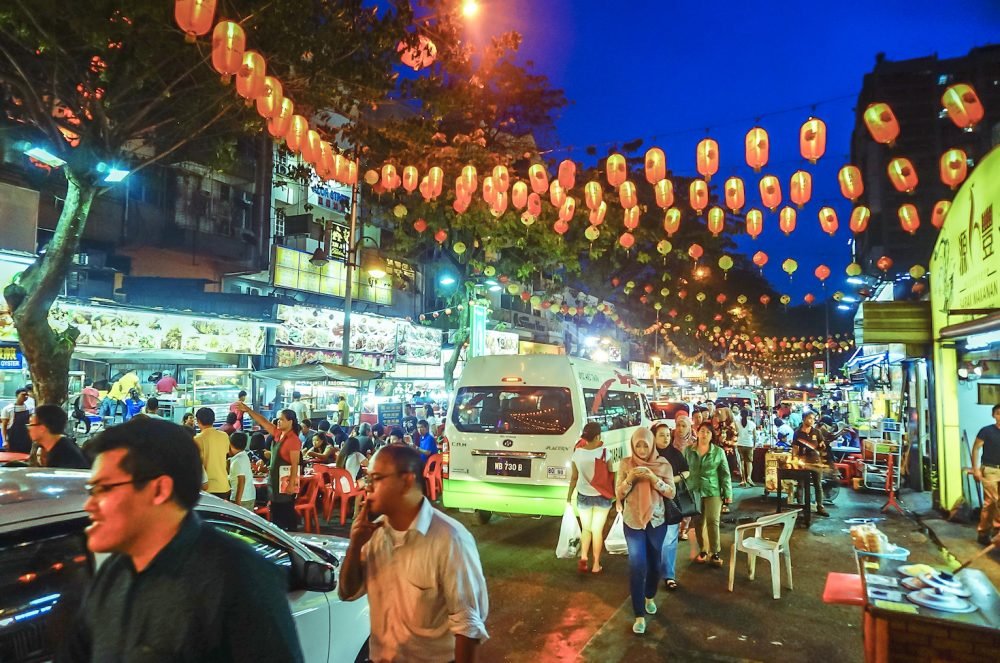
[339,445,488,663]
[289,391,310,426]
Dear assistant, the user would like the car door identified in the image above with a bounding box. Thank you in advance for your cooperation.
[198,510,332,663]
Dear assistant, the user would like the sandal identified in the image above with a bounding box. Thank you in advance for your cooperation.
[664,578,679,591]
[695,552,708,564]
[721,504,731,514]
[577,559,589,573]
[679,531,689,541]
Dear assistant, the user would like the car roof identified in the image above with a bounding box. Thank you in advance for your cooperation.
[0,468,92,525]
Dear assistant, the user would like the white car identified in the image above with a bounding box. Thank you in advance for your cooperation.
[0,468,370,662]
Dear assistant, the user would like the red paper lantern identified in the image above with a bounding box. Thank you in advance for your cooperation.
[696,138,719,181]
[512,181,528,209]
[898,204,920,234]
[434,229,448,244]
[413,218,427,233]
[814,265,830,282]
[745,127,769,171]
[850,206,871,234]
[716,293,727,305]
[644,148,666,184]
[940,148,968,189]
[589,201,607,226]
[931,200,950,229]
[554,220,569,235]
[461,165,478,195]
[688,243,704,261]
[255,76,282,119]
[528,163,548,194]
[236,51,266,102]
[759,175,782,211]
[654,179,674,209]
[779,206,797,235]
[818,207,839,235]
[527,192,542,217]
[863,102,900,145]
[175,0,217,41]
[663,208,681,236]
[619,232,635,249]
[690,179,709,215]
[752,251,768,269]
[584,181,603,210]
[876,256,893,273]
[725,176,745,213]
[493,165,510,192]
[302,130,321,165]
[427,167,444,197]
[760,294,771,306]
[559,197,576,222]
[789,170,811,208]
[838,165,864,201]
[746,209,763,239]
[942,83,985,130]
[887,157,918,193]
[557,160,576,190]
[606,153,627,188]
[211,21,246,81]
[799,117,826,163]
[549,180,566,208]
[267,97,294,138]
[619,181,638,209]
[482,176,495,204]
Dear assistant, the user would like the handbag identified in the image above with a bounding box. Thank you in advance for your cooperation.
[590,449,616,500]
[664,495,684,525]
[674,477,701,518]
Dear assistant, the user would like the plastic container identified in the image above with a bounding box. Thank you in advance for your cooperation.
[862,545,910,561]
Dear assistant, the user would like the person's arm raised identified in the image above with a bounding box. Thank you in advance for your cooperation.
[235,401,277,437]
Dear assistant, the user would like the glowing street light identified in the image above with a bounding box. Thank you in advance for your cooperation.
[461,0,480,18]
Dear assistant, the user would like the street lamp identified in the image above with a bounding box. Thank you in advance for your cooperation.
[461,0,480,18]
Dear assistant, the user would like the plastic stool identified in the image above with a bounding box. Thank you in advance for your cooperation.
[822,572,864,606]
[835,462,853,486]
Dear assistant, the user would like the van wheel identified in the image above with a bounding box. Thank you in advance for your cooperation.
[475,510,493,525]
[354,638,369,663]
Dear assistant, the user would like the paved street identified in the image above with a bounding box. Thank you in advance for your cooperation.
[324,484,999,662]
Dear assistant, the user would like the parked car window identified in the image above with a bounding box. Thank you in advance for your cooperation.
[0,520,92,663]
[200,513,292,578]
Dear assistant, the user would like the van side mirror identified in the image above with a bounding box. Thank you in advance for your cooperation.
[301,560,337,593]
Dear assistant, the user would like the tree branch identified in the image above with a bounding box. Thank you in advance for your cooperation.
[126,101,238,178]
[0,44,63,146]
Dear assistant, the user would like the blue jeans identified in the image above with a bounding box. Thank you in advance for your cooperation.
[623,521,666,617]
[660,522,680,580]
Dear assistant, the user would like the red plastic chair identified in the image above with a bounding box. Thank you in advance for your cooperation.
[423,453,443,501]
[822,572,864,606]
[835,462,853,486]
[294,476,322,534]
[324,468,366,525]
[253,505,270,521]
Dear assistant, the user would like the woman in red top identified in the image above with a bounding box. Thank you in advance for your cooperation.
[237,402,302,531]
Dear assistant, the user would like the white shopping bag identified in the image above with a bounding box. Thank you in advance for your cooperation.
[604,512,628,555]
[555,503,582,559]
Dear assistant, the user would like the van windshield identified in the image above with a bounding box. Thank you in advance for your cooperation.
[452,386,574,435]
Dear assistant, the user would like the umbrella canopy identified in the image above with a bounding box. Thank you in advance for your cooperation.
[251,361,383,383]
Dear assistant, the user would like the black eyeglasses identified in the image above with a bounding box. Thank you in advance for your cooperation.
[84,477,158,497]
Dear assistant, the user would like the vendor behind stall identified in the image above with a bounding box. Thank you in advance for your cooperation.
[155,371,177,394]
[791,411,830,517]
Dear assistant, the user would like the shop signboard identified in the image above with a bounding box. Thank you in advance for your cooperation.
[0,346,23,370]
[275,305,398,371]
[377,401,403,429]
[518,340,563,355]
[48,303,266,354]
[485,330,519,356]
[271,246,392,305]
[396,323,443,366]
[274,347,395,372]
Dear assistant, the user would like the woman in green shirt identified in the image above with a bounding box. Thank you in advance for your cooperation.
[684,422,733,566]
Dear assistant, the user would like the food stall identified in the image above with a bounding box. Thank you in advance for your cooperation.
[159,368,252,424]
[251,361,383,426]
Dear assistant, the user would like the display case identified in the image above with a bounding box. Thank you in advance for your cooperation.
[164,368,251,425]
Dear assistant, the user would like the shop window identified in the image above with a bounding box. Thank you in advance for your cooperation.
[979,383,1000,405]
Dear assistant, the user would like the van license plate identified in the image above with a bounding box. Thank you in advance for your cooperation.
[486,457,531,477]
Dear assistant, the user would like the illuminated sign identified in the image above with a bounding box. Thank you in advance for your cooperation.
[0,345,23,370]
[271,246,392,305]
[485,330,519,356]
[518,341,563,356]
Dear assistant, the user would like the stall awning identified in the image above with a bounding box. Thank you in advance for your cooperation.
[939,310,1000,340]
[844,351,888,371]
[856,301,931,345]
[74,348,237,365]
[251,361,383,383]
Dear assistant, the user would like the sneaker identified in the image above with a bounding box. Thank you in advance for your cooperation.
[710,553,724,567]
[695,552,708,564]
[633,618,646,635]
[645,598,657,615]
[816,508,831,518]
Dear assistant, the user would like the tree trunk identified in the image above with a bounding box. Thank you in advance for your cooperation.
[443,286,474,393]
[4,170,96,405]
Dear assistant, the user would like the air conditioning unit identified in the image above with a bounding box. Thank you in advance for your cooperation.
[248,287,261,296]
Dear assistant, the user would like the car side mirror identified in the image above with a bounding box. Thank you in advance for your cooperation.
[301,560,337,593]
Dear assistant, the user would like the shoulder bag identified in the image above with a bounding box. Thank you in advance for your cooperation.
[673,477,701,518]
[590,449,616,500]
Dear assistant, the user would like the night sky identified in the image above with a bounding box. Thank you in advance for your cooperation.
[474,0,1000,304]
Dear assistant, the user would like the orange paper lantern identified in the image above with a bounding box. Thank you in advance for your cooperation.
[461,165,478,195]
[549,180,567,208]
[527,192,542,217]
[863,102,900,145]
[759,174,782,211]
[557,160,576,190]
[512,181,529,209]
[940,148,968,189]
[887,157,918,193]
[589,201,607,226]
[558,196,576,222]
[380,163,399,191]
[746,209,763,239]
[838,165,864,201]
[255,76,282,119]
[302,129,321,165]
[267,97,294,138]
[850,206,871,234]
[619,232,635,249]
[606,153,627,188]
[789,170,812,208]
[644,148,666,184]
[211,20,246,81]
[653,179,674,209]
[876,256,893,273]
[285,115,309,153]
[696,138,719,181]
[584,181,603,210]
[175,0,217,41]
[724,177,745,213]
[619,181,637,209]
[941,83,984,130]
[804,293,815,305]
[427,167,443,197]
[482,176,495,204]
[235,51,266,102]
[760,294,771,306]
[931,200,950,229]
[623,206,640,230]
[528,163,548,194]
[707,207,725,236]
[663,208,681,236]
[898,204,920,234]
[779,206,797,235]
[493,165,510,192]
[402,166,419,193]
[492,191,509,216]
[799,117,826,163]
[818,207,839,236]
[745,127,769,171]
[690,179,708,215]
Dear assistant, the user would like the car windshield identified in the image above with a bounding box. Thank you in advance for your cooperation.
[716,397,752,411]
[452,386,574,435]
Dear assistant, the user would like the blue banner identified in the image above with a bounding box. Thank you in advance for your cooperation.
[0,346,22,370]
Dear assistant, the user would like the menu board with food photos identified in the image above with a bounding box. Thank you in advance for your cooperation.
[395,323,443,365]
[276,305,398,355]
[485,330,519,356]
[274,347,395,372]
[47,302,266,354]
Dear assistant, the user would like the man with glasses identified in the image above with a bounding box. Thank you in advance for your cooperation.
[62,417,303,662]
[339,445,489,663]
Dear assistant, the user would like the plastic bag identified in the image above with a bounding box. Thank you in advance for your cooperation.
[555,504,582,559]
[604,512,628,555]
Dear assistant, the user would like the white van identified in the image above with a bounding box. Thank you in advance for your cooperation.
[714,387,760,416]
[441,355,653,522]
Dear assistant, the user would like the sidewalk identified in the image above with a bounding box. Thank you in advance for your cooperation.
[579,482,995,663]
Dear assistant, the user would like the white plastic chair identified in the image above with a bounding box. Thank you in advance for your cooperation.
[728,509,801,599]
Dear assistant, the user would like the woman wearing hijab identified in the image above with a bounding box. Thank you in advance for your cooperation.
[672,415,696,542]
[616,427,675,635]
[652,422,689,592]
[684,422,732,566]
